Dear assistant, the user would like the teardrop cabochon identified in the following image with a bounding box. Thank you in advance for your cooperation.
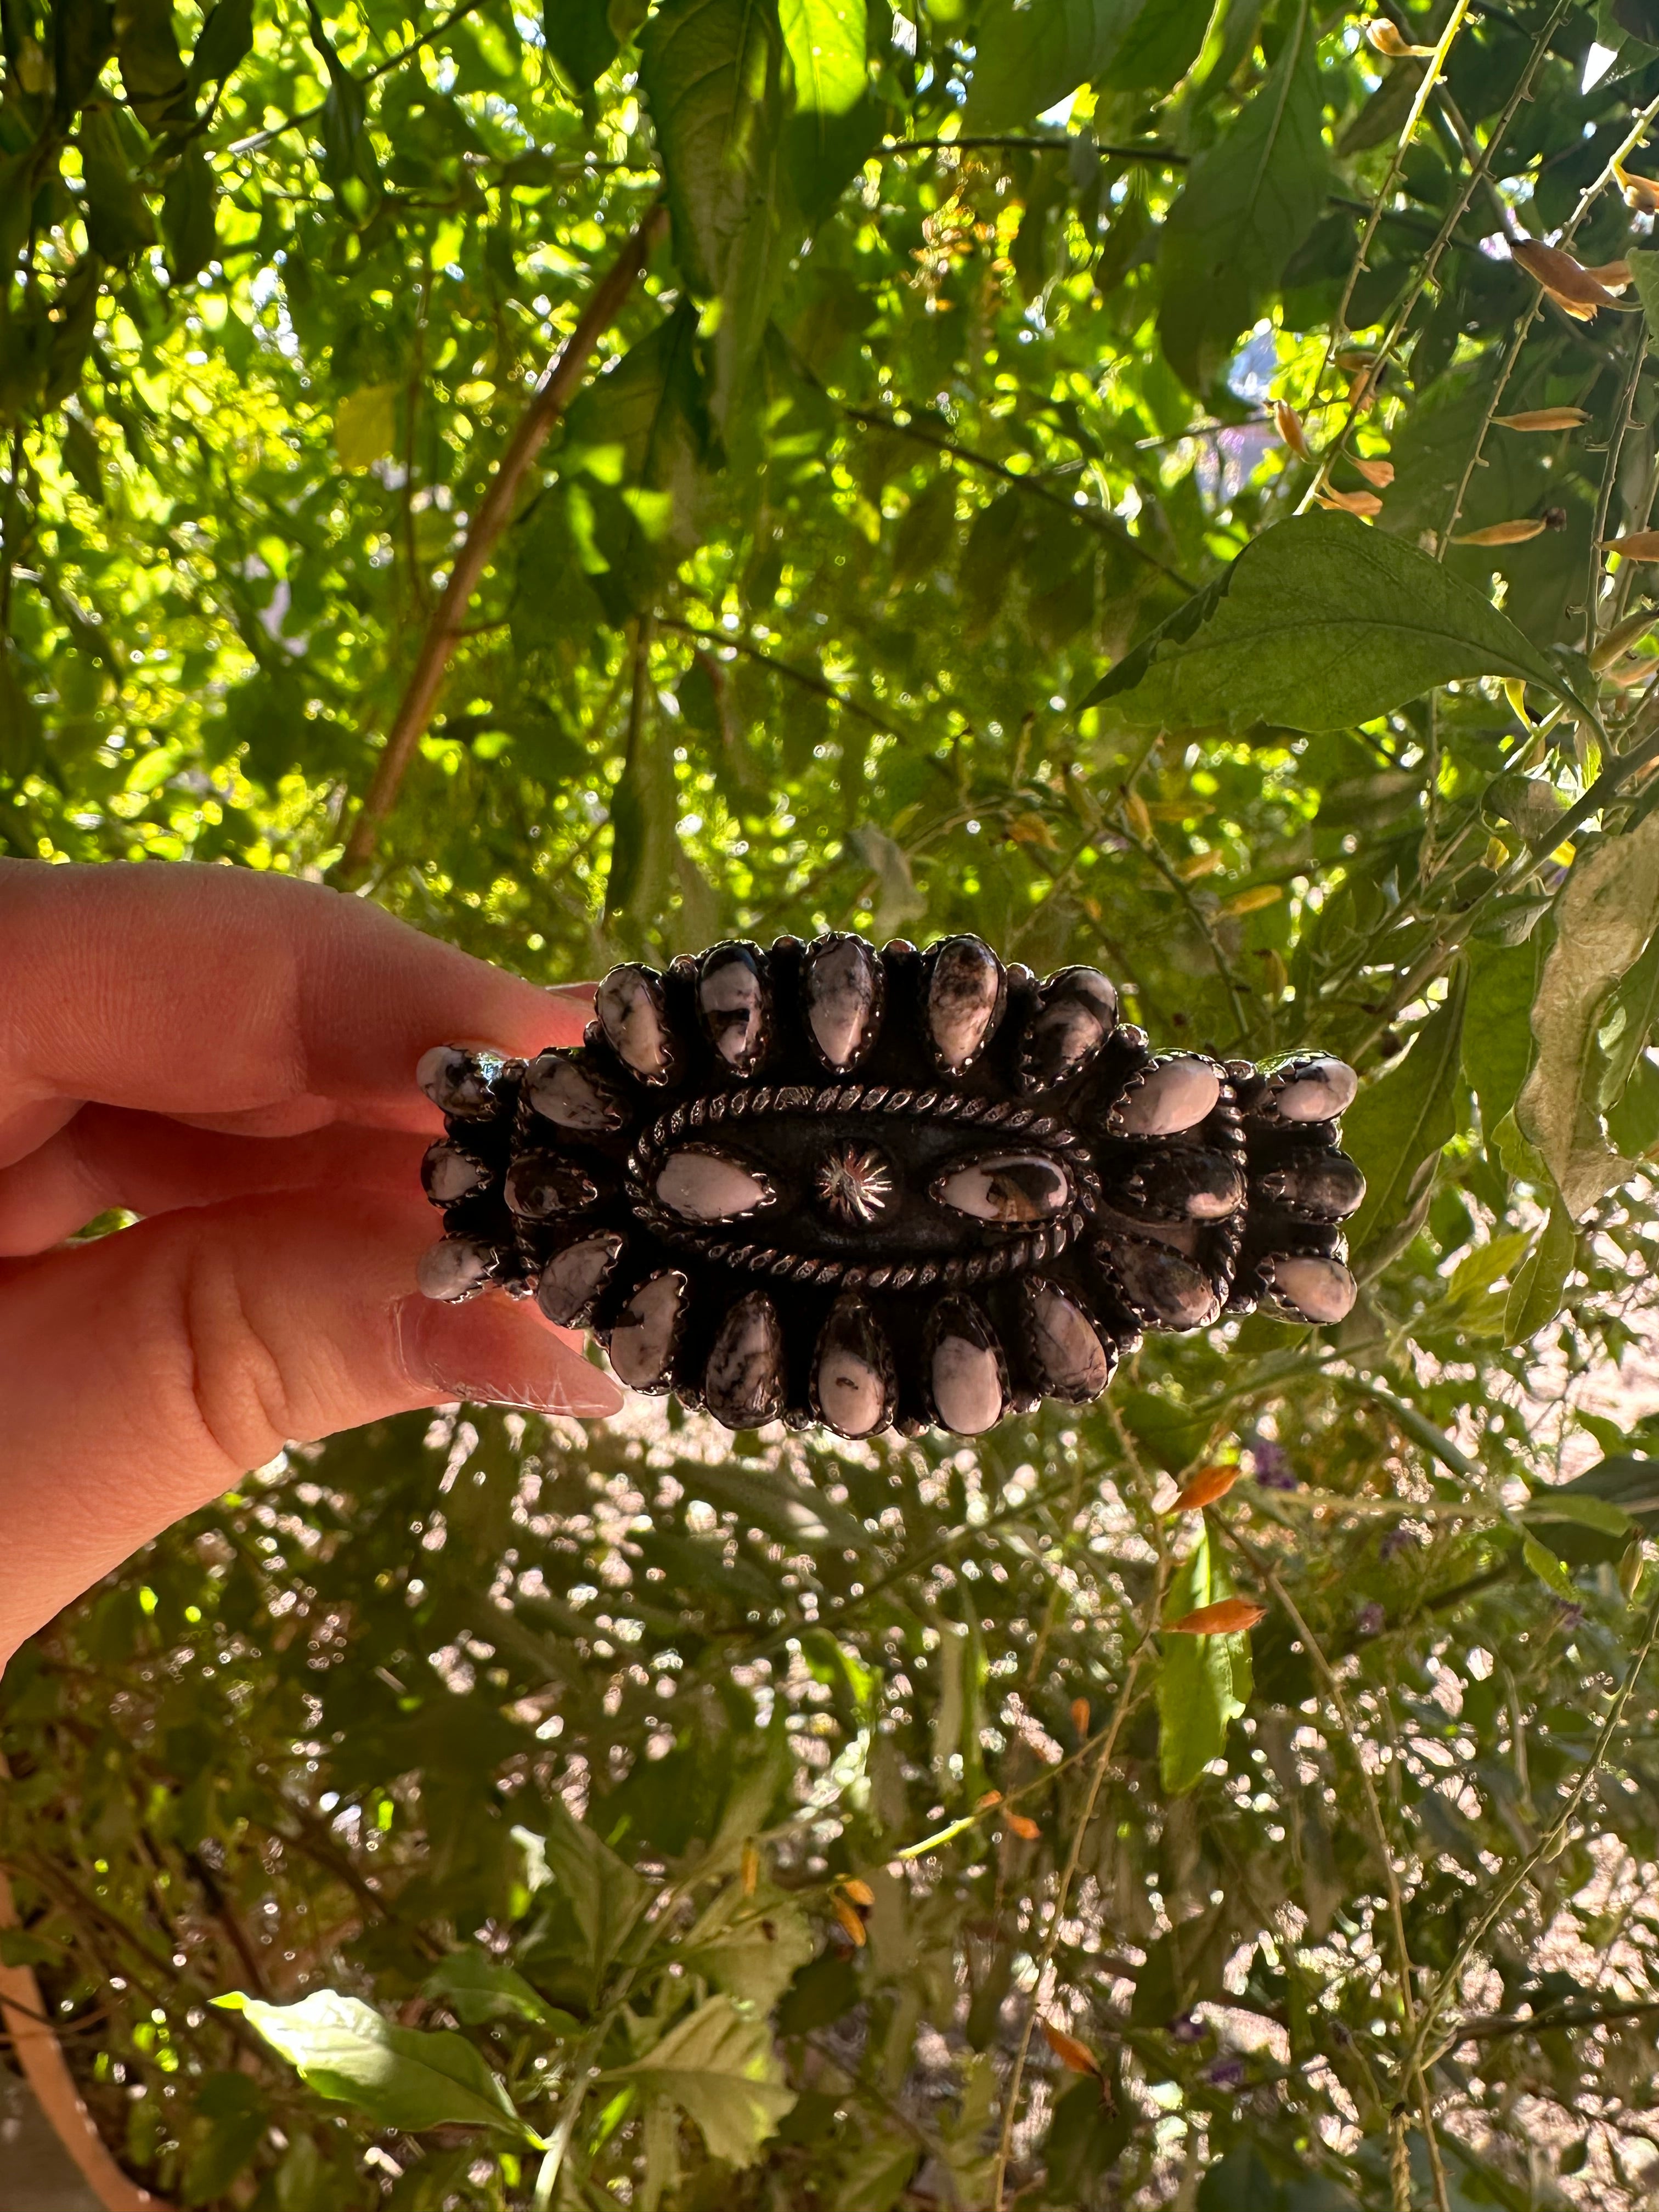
[415,934,1362,1430]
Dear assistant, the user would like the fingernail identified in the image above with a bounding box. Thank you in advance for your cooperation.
[393,1294,625,1418]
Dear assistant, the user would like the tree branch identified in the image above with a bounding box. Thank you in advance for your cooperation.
[334,200,669,885]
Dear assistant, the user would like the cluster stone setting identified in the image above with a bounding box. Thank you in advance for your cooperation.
[416,932,1363,1437]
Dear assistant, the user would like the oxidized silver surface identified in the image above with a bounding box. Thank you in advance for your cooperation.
[415,932,1364,1436]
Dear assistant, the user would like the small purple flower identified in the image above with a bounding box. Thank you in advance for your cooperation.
[1554,1600,1584,1632]
[1379,1526,1422,1562]
[1169,2011,1206,2044]
[1205,2057,1246,2090]
[1356,1602,1385,1636]
[1250,1437,1297,1492]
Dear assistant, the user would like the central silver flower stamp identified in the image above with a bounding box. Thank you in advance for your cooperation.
[815,1143,895,1223]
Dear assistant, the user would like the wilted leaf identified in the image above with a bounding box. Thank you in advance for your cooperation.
[1167,1599,1266,1634]
[1494,408,1590,431]
[1517,813,1659,1216]
[1172,1464,1241,1512]
[1511,236,1622,319]
[1454,518,1548,546]
[1274,399,1311,459]
[1601,530,1659,560]
[1042,2021,1102,2076]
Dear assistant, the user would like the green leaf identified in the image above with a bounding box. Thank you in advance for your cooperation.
[1521,1533,1577,1601]
[1158,1524,1251,1795]
[518,1797,653,1987]
[1084,512,1595,733]
[78,103,158,259]
[678,1889,817,2010]
[604,1995,795,2166]
[563,305,711,616]
[335,383,398,472]
[1503,1205,1576,1344]
[218,1991,532,2140]
[1525,1489,1633,1538]
[182,2072,268,2208]
[307,3,382,225]
[964,0,1211,131]
[640,0,793,426]
[780,0,879,219]
[115,0,190,128]
[1516,814,1659,1216]
[188,0,254,87]
[161,141,219,284]
[546,0,620,86]
[832,2129,921,2212]
[1601,926,1659,1109]
[1630,245,1659,343]
[422,1950,576,2031]
[1343,961,1468,1273]
[1465,933,1544,1144]
[1156,8,1330,391]
[604,644,678,933]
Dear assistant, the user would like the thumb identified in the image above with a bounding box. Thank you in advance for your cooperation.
[0,1191,622,1660]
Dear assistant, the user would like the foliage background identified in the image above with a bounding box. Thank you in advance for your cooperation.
[12,0,1659,2205]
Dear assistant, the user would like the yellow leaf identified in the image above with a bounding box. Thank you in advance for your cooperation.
[1510,237,1621,320]
[1122,791,1153,842]
[335,383,398,472]
[1453,517,1547,546]
[1177,849,1224,880]
[1601,531,1659,561]
[1585,259,1632,293]
[1351,456,1394,489]
[1222,883,1282,916]
[1008,811,1058,850]
[1589,605,1657,669]
[1365,18,1434,55]
[1493,408,1589,432]
[1167,1598,1267,1635]
[1171,1463,1240,1513]
[832,1897,868,1945]
[741,1842,760,1897]
[1273,399,1311,460]
[1313,486,1383,517]
[1006,1812,1040,1841]
[975,1788,1002,1809]
[1070,1696,1090,1736]
[1042,2022,1102,2076]
[1502,678,1531,727]
[840,1876,874,1908]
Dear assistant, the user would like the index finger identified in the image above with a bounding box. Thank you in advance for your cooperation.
[0,861,585,1149]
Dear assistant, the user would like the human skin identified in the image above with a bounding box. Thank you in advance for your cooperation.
[0,860,623,1668]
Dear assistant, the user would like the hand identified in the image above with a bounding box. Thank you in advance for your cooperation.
[0,860,622,1666]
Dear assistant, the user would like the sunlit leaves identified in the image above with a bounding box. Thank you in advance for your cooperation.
[603,1995,796,2166]
[219,1991,535,2140]
[1343,960,1468,1272]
